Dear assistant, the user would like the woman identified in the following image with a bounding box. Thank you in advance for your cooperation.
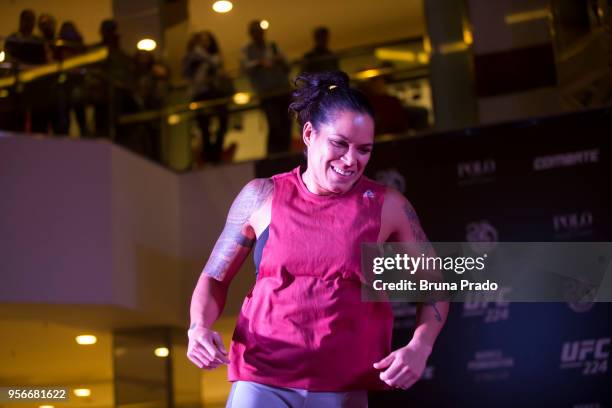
[182,31,231,164]
[187,71,448,407]
[56,21,88,136]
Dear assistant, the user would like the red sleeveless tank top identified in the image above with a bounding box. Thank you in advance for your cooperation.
[228,167,394,391]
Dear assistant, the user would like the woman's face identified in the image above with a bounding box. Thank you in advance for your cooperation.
[303,109,374,195]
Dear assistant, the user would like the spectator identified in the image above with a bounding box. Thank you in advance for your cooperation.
[120,49,169,161]
[301,26,339,73]
[183,31,232,164]
[56,21,88,136]
[89,19,132,138]
[4,9,46,66]
[240,20,292,155]
[37,13,57,61]
[2,9,46,132]
[30,13,60,135]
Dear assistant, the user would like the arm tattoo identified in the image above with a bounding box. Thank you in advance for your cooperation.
[203,178,273,280]
[426,302,443,322]
[402,202,428,242]
[403,201,436,258]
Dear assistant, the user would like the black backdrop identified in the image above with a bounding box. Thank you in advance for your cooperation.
[254,107,612,408]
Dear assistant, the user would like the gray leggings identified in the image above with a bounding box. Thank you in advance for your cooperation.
[226,381,368,408]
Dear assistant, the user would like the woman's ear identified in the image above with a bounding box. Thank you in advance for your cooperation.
[302,122,314,148]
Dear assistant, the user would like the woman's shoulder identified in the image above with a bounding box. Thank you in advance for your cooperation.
[239,179,274,234]
[239,178,274,199]
[381,186,413,220]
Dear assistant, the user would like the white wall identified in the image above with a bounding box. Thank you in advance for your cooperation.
[0,133,256,328]
[0,135,114,304]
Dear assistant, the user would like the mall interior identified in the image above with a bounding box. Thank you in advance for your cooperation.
[1,0,611,407]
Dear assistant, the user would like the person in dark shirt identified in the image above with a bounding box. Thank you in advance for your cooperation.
[30,13,60,135]
[2,9,46,132]
[4,9,47,66]
[56,21,88,136]
[37,13,57,61]
[89,19,133,138]
[301,26,339,74]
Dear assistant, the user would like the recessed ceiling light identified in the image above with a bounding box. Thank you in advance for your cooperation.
[154,347,170,357]
[137,38,157,51]
[260,20,269,30]
[212,1,233,13]
[75,335,97,345]
[74,389,91,397]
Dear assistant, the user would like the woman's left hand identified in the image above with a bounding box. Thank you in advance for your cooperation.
[373,340,432,390]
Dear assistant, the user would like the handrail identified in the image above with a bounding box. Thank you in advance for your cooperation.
[0,46,109,88]
[1,35,424,90]
[555,26,611,63]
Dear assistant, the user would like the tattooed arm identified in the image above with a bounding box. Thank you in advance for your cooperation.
[187,178,273,370]
[374,188,449,389]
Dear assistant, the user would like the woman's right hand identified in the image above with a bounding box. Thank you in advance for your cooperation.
[187,325,230,369]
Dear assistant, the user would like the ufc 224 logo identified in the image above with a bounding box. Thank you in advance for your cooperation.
[560,338,610,375]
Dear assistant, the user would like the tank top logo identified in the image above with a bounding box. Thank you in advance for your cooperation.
[363,189,375,199]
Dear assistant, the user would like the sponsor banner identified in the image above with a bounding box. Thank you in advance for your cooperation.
[255,106,612,407]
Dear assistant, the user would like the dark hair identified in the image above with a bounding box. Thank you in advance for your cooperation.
[59,21,83,43]
[289,70,374,130]
[313,26,329,37]
[203,31,220,54]
[187,31,220,55]
[20,9,35,21]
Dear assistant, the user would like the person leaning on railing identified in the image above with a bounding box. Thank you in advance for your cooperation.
[182,31,232,164]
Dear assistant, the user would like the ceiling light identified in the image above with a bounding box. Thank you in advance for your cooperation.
[137,38,157,51]
[75,335,97,345]
[73,389,91,397]
[0,51,5,62]
[167,114,180,125]
[259,20,269,30]
[212,1,233,13]
[232,92,251,105]
[155,347,170,357]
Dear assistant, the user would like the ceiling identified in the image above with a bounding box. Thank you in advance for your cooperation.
[0,0,424,61]
[188,0,425,70]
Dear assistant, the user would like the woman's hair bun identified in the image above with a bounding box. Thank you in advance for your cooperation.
[289,70,372,129]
